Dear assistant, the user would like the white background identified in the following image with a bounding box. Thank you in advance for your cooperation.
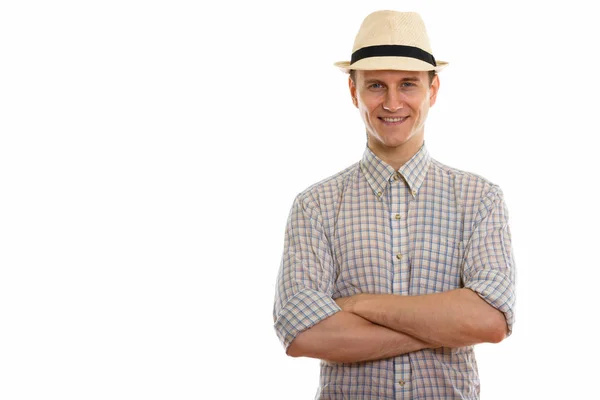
[1,1,599,399]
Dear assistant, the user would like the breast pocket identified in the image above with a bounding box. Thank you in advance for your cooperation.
[411,232,462,294]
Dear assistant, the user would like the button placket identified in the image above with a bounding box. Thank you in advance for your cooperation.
[390,175,410,297]
[390,174,412,399]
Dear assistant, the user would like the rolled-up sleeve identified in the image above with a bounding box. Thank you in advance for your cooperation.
[462,185,516,336]
[273,194,341,351]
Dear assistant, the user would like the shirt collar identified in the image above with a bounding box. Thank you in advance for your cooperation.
[360,143,432,199]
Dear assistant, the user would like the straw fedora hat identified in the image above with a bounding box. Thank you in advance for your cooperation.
[334,10,448,73]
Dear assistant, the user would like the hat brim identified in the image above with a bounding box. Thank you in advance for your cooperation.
[334,56,448,73]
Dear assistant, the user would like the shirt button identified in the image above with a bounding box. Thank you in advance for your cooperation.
[395,214,401,220]
[393,173,400,181]
[399,380,405,386]
[396,253,403,260]
[411,190,417,196]
[377,191,382,197]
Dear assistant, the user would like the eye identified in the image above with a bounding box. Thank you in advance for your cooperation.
[401,82,416,88]
[368,83,384,90]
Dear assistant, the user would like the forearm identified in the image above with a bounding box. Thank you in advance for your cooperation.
[345,289,507,348]
[287,310,434,363]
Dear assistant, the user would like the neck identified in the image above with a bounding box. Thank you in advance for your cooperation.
[368,136,424,171]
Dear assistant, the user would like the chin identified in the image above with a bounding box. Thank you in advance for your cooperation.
[369,128,417,149]
[382,135,413,148]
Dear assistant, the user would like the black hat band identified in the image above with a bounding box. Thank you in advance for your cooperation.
[351,45,437,66]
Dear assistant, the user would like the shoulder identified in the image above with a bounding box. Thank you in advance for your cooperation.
[429,158,504,207]
[295,162,360,210]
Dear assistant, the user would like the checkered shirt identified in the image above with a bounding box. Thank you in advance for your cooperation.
[273,144,516,399]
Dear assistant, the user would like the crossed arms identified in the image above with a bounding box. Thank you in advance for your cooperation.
[274,186,515,364]
[287,288,507,364]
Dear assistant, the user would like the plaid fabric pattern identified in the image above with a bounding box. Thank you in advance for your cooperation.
[273,144,516,399]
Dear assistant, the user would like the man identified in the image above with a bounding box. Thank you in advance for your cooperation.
[273,10,515,399]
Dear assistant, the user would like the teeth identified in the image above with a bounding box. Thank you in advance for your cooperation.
[382,117,406,122]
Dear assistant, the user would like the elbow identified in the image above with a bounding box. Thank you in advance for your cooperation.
[286,333,341,363]
[286,339,303,358]
[464,290,510,344]
[486,324,507,344]
[286,331,314,358]
[493,319,509,343]
[482,310,509,344]
[464,306,508,344]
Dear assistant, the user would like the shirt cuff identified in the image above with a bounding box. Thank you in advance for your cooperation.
[274,288,342,350]
[464,269,515,336]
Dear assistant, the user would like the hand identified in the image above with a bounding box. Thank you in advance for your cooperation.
[334,294,363,313]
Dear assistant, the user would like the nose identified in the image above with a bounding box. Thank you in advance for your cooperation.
[383,91,404,112]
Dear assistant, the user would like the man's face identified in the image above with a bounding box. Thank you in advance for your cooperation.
[349,69,439,154]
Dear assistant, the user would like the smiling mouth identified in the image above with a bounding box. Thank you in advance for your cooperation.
[379,116,408,124]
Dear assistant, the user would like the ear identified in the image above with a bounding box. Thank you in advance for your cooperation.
[348,75,358,108]
[429,74,440,106]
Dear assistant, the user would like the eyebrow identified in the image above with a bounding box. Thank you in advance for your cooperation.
[363,76,421,85]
